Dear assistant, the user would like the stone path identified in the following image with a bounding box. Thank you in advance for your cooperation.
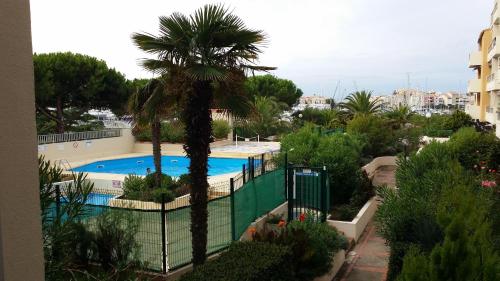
[335,164,396,281]
[337,222,389,281]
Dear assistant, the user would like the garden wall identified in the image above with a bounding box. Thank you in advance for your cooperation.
[362,156,397,177]
[327,197,378,242]
[38,129,135,162]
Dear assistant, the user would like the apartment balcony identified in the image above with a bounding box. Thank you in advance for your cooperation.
[467,79,481,93]
[492,3,500,25]
[487,74,500,91]
[488,38,500,62]
[468,51,482,68]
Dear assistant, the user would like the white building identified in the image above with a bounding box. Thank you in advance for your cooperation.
[294,95,331,111]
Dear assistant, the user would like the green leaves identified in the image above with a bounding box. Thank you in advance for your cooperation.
[340,90,381,115]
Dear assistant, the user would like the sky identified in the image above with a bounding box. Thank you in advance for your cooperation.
[30,0,493,99]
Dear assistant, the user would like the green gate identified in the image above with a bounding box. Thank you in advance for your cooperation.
[287,166,329,222]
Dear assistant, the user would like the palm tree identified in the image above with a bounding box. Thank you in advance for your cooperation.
[385,105,414,128]
[132,4,270,265]
[128,78,174,188]
[340,90,381,115]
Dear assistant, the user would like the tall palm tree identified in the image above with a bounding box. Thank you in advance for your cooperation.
[340,90,381,115]
[132,4,270,265]
[128,78,174,188]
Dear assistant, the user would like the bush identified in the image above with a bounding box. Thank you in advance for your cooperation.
[212,119,231,139]
[122,174,145,199]
[151,188,175,203]
[252,218,348,280]
[442,110,472,131]
[280,124,363,205]
[397,185,500,281]
[92,209,141,270]
[133,120,185,143]
[122,173,181,202]
[180,242,295,281]
[347,114,394,157]
[448,127,500,171]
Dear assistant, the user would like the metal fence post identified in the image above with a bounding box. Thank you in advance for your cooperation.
[251,157,255,179]
[287,165,294,222]
[230,178,236,241]
[55,183,61,219]
[284,153,288,200]
[242,164,246,184]
[161,194,167,274]
[261,153,265,175]
[320,166,327,222]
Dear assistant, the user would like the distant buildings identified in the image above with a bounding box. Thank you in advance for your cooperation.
[466,0,500,137]
[372,90,468,114]
[294,95,331,111]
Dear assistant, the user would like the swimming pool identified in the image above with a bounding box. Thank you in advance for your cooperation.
[72,155,249,177]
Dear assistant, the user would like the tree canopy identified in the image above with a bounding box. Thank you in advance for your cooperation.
[245,74,303,108]
[34,52,132,133]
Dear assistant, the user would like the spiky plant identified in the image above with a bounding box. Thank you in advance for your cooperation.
[340,90,381,115]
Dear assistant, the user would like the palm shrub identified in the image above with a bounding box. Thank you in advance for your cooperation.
[132,4,268,264]
[340,90,381,115]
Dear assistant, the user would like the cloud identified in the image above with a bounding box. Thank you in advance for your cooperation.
[30,0,493,96]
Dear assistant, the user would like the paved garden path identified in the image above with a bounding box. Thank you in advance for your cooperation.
[336,164,397,281]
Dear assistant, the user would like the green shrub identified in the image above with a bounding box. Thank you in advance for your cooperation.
[376,142,470,280]
[151,188,176,203]
[347,114,395,157]
[92,209,141,271]
[442,110,472,131]
[180,242,295,281]
[212,119,231,139]
[397,185,500,281]
[280,124,363,205]
[448,127,500,171]
[143,173,175,189]
[122,173,178,202]
[252,219,348,280]
[123,174,145,199]
[133,120,185,143]
[160,120,185,143]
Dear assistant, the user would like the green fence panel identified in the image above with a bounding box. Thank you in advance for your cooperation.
[166,195,232,270]
[234,168,285,239]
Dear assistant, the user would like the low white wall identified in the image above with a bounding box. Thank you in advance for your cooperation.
[362,156,397,177]
[38,129,135,162]
[327,197,378,242]
[313,250,346,281]
[240,202,288,241]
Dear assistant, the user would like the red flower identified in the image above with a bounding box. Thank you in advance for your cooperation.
[482,181,497,188]
[299,213,306,222]
[278,220,286,227]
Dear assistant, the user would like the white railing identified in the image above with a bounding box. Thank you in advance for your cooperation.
[38,129,122,145]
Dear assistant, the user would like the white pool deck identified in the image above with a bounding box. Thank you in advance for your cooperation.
[67,141,280,187]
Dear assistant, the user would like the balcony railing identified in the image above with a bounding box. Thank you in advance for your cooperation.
[38,129,122,145]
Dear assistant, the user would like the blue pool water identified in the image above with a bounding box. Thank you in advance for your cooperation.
[72,155,249,176]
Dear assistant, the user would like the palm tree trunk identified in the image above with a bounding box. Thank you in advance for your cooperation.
[185,80,213,266]
[151,118,162,188]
